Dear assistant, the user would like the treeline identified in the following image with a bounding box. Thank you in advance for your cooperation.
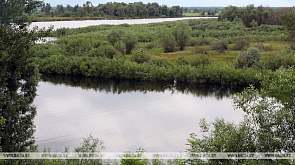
[39,1,183,18]
[218,4,295,27]
[183,7,223,16]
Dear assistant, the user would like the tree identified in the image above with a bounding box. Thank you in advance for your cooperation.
[236,47,261,67]
[83,1,94,14]
[0,0,50,152]
[281,11,295,49]
[209,39,228,54]
[121,32,138,54]
[107,28,124,46]
[187,67,295,164]
[66,4,73,11]
[172,22,191,50]
[56,4,64,16]
[201,10,205,16]
[41,3,52,16]
[157,28,176,53]
[0,0,43,25]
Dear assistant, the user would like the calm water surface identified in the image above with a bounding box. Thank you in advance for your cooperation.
[33,75,244,152]
[30,17,216,29]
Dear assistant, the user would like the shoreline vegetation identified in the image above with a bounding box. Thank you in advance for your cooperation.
[31,1,184,22]
[33,4,295,87]
[30,1,221,22]
[2,0,295,163]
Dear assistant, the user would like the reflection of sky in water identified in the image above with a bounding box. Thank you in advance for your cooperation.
[34,81,244,152]
[30,17,214,30]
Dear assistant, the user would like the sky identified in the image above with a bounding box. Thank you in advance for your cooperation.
[43,0,295,7]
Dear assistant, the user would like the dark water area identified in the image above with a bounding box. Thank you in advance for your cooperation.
[34,74,245,152]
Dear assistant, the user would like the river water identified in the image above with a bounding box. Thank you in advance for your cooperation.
[31,17,243,153]
[33,75,245,152]
[30,17,216,29]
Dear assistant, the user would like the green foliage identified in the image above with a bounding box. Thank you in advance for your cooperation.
[75,134,104,152]
[71,134,104,165]
[89,45,119,58]
[107,28,124,46]
[172,22,192,50]
[0,12,51,153]
[34,1,183,19]
[218,5,295,27]
[131,51,151,64]
[281,11,295,49]
[236,47,261,68]
[0,117,4,153]
[250,20,258,28]
[122,32,138,54]
[121,148,149,165]
[187,67,295,164]
[189,54,211,68]
[157,28,176,52]
[114,41,126,55]
[232,37,250,50]
[209,39,228,53]
[148,56,172,68]
[176,57,189,66]
[0,0,43,25]
[264,48,295,70]
[281,11,295,38]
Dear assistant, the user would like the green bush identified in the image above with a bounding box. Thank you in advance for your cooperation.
[93,45,118,59]
[157,28,176,53]
[236,47,261,67]
[189,54,211,67]
[209,39,228,53]
[232,37,250,50]
[176,56,189,65]
[264,48,295,70]
[148,56,172,68]
[130,51,151,64]
[121,32,138,54]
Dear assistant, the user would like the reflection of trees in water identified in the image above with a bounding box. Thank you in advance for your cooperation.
[41,74,245,100]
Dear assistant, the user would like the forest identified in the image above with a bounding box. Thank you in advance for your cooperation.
[32,1,183,21]
[1,0,295,164]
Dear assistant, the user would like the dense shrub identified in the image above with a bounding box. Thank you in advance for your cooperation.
[148,56,172,68]
[36,55,261,86]
[264,48,295,70]
[209,39,228,53]
[121,32,138,54]
[130,51,151,64]
[232,37,250,50]
[107,28,124,46]
[157,28,176,52]
[175,57,189,66]
[88,45,118,58]
[189,54,211,68]
[236,47,261,68]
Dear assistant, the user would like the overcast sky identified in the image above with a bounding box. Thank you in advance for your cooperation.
[43,0,294,7]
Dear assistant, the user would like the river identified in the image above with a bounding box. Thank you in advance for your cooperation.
[33,75,245,152]
[30,17,216,29]
[31,17,242,153]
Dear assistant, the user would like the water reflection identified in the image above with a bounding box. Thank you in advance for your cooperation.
[34,74,245,152]
[40,74,244,100]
